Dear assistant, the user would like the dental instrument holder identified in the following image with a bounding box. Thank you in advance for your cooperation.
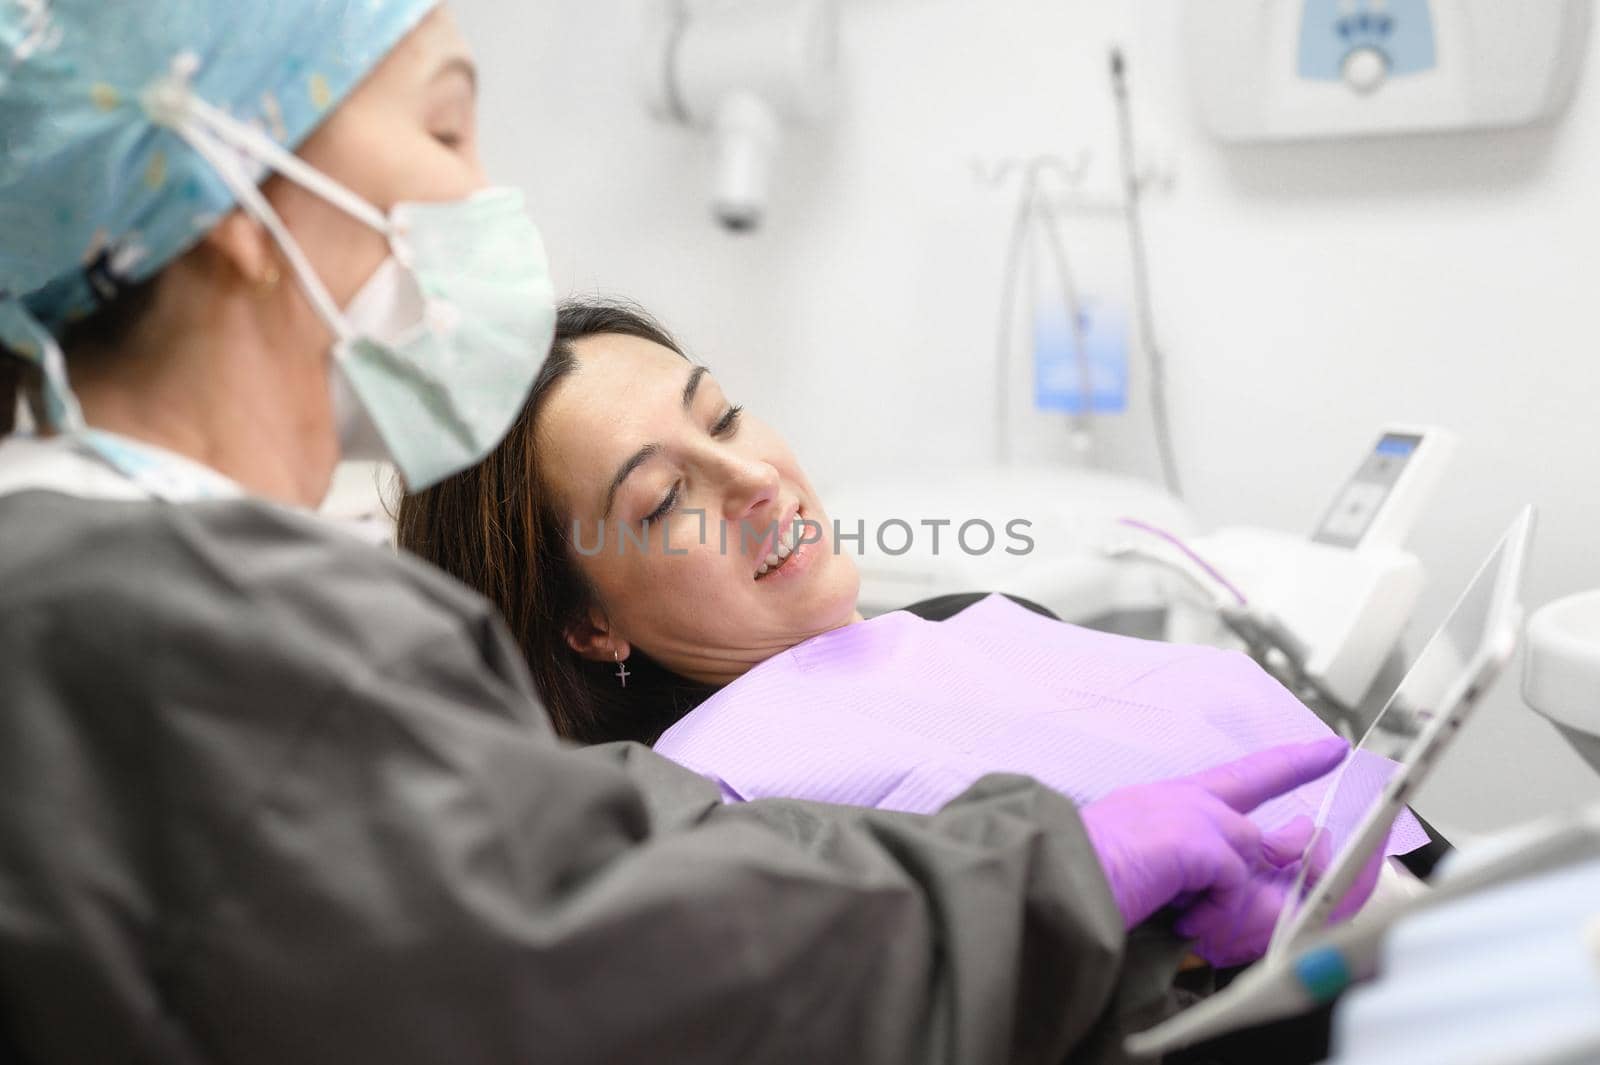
[1524,590,1600,776]
[1185,530,1424,732]
[1167,427,1456,731]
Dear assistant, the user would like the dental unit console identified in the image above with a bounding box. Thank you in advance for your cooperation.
[1154,426,1457,720]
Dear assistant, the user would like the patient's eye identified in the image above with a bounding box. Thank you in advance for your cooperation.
[712,404,744,438]
[646,482,681,523]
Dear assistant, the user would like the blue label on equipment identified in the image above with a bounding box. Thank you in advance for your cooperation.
[1298,0,1436,81]
[1033,300,1129,415]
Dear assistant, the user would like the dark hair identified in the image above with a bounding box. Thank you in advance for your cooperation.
[1,275,162,433]
[396,299,717,745]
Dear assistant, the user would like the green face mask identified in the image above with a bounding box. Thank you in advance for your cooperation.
[327,188,556,490]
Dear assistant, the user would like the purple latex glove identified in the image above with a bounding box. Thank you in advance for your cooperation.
[1082,737,1351,959]
[1172,814,1387,967]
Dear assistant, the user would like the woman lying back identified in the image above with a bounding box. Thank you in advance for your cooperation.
[397,299,1420,966]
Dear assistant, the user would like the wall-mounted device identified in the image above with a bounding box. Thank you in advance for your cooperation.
[1186,0,1592,142]
[641,0,840,232]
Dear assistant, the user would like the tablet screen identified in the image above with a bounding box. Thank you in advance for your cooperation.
[1269,507,1533,951]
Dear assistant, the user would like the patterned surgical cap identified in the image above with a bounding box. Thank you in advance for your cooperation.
[0,0,439,364]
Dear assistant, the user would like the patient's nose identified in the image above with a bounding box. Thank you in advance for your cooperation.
[723,460,781,527]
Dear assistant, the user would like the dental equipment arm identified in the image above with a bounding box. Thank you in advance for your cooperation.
[1107,526,1361,732]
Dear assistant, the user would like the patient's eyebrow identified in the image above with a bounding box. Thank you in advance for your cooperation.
[682,365,709,410]
[601,365,713,519]
[602,444,661,521]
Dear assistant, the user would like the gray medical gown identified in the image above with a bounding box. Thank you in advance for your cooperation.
[0,481,1184,1064]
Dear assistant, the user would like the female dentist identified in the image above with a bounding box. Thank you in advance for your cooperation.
[0,3,1358,1063]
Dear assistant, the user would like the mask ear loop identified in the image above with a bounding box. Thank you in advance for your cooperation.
[153,127,355,343]
[178,93,396,240]
[143,67,473,441]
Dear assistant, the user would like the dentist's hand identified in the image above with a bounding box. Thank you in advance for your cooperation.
[1173,809,1386,967]
[1081,738,1351,963]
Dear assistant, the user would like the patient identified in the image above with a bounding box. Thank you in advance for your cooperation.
[397,299,1431,874]
[398,299,867,745]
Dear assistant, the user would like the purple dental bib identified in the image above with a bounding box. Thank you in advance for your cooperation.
[655,594,1426,857]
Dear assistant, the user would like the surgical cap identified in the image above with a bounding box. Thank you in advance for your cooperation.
[0,0,439,360]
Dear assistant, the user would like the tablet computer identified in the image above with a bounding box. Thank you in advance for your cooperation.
[1268,504,1536,955]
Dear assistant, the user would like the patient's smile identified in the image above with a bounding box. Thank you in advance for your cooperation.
[756,506,814,581]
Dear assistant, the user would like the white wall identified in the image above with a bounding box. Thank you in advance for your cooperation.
[455,0,1600,835]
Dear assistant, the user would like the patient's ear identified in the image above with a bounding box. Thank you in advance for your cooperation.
[566,607,629,662]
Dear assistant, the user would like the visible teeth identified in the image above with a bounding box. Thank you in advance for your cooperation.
[757,511,806,579]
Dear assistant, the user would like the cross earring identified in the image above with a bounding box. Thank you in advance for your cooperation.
[614,649,630,689]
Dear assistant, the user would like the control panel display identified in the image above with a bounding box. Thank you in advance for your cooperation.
[1314,431,1424,548]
